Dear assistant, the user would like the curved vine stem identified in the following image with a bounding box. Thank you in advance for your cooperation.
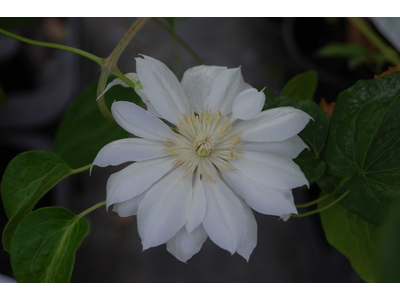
[292,190,350,218]
[0,28,103,65]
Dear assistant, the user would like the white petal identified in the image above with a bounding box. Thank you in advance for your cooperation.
[279,214,292,221]
[232,88,266,121]
[96,72,140,100]
[136,55,189,124]
[185,177,207,233]
[166,225,208,263]
[181,65,227,113]
[221,168,298,216]
[232,107,312,142]
[208,67,248,115]
[230,151,309,189]
[112,189,147,217]
[92,138,168,169]
[236,135,308,159]
[137,167,193,250]
[202,176,247,254]
[236,200,257,262]
[106,157,176,208]
[111,101,174,141]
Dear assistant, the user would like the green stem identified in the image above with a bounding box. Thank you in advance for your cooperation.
[171,31,183,79]
[76,201,106,219]
[96,70,118,125]
[296,193,331,208]
[96,17,150,123]
[152,17,206,65]
[292,190,350,218]
[71,164,92,174]
[0,28,103,66]
[348,17,400,67]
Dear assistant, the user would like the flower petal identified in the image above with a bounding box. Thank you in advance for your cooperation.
[232,107,312,142]
[280,214,292,221]
[112,189,148,217]
[236,199,257,262]
[136,55,189,124]
[181,65,227,113]
[230,151,309,189]
[185,177,207,233]
[111,101,174,141]
[92,138,168,169]
[202,176,247,254]
[166,225,208,263]
[236,135,308,159]
[137,167,193,250]
[96,72,141,100]
[208,67,248,115]
[106,156,176,208]
[221,168,297,216]
[232,88,266,121]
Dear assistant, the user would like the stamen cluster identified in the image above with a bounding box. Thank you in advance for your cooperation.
[163,109,243,182]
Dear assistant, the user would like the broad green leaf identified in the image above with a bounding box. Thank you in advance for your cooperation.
[324,71,400,226]
[376,200,400,282]
[319,199,381,282]
[280,71,318,101]
[264,97,329,182]
[53,80,141,169]
[0,82,7,108]
[316,173,344,194]
[164,17,188,27]
[10,207,89,283]
[1,150,73,252]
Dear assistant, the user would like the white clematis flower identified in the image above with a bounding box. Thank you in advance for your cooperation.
[92,55,312,262]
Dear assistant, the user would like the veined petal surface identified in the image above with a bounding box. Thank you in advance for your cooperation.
[136,55,189,124]
[106,157,176,208]
[185,178,207,233]
[232,88,266,121]
[137,167,193,250]
[166,225,208,263]
[236,199,257,261]
[181,65,227,113]
[232,106,312,142]
[92,138,168,169]
[221,168,297,216]
[236,135,308,159]
[111,101,174,141]
[230,151,308,189]
[202,176,247,254]
[208,67,248,116]
[112,189,148,217]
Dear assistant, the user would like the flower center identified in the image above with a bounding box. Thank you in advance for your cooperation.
[193,132,216,156]
[163,109,243,182]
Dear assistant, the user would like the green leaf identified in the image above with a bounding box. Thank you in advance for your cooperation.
[280,71,318,101]
[10,207,89,283]
[1,150,73,252]
[319,200,381,282]
[0,82,7,108]
[164,17,188,27]
[264,97,329,182]
[376,200,400,282]
[53,80,141,169]
[316,173,343,194]
[324,71,400,226]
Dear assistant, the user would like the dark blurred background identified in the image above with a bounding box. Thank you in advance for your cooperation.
[2,17,389,283]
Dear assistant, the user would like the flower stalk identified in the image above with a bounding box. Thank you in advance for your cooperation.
[96,17,150,123]
[292,190,350,218]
